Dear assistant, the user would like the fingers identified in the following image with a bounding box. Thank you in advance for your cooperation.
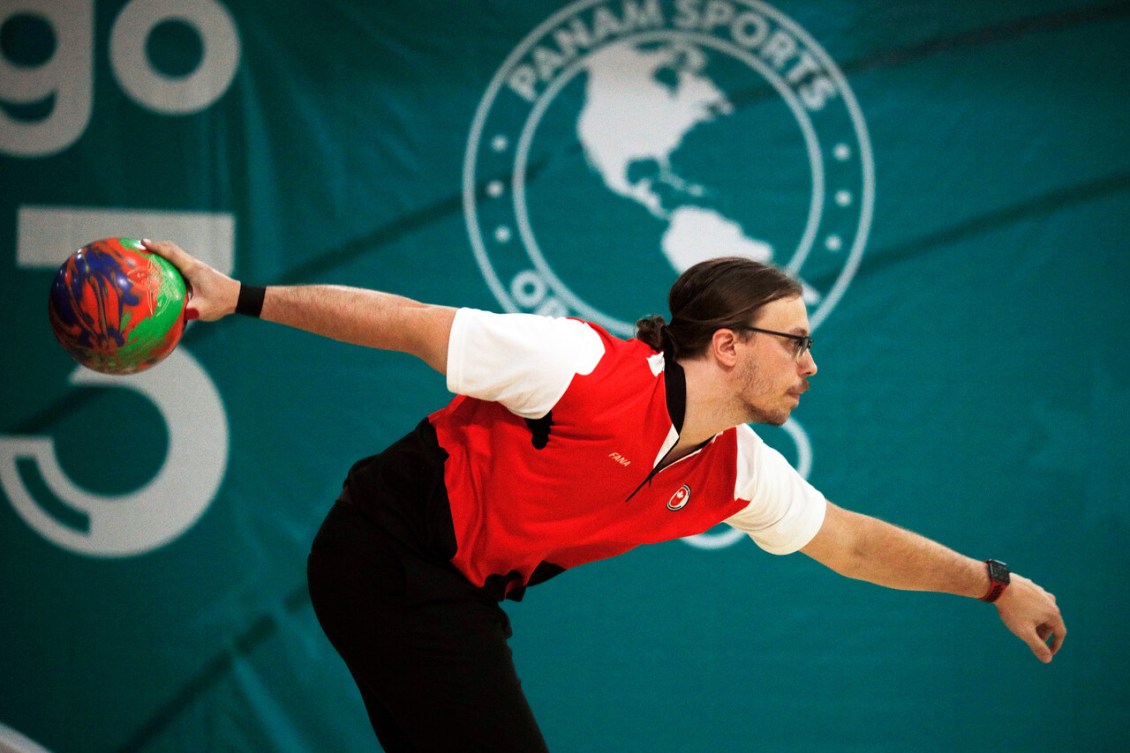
[1045,618,1067,658]
[1047,632,1065,658]
[1029,621,1066,664]
[1026,581,1066,662]
[1028,632,1053,664]
[142,238,193,270]
[143,239,202,318]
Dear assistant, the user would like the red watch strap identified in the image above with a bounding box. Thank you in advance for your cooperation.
[980,560,1010,603]
[980,580,1007,603]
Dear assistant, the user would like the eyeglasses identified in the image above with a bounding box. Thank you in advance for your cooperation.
[732,326,814,361]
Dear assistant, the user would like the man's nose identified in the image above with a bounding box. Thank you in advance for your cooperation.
[800,350,817,377]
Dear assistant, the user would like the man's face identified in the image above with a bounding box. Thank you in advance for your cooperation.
[734,295,818,426]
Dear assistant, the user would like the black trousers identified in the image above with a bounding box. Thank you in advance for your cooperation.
[307,500,549,752]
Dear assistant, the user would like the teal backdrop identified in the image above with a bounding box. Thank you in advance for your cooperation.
[2,1,1128,751]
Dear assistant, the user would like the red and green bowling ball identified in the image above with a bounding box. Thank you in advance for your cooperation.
[48,237,188,375]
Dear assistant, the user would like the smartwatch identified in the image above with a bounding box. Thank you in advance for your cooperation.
[980,559,1011,603]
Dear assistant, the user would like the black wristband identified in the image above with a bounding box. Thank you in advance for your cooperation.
[236,284,266,318]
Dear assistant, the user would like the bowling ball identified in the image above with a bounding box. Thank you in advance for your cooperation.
[48,237,188,374]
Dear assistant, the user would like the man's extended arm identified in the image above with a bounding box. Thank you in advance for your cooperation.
[801,501,1066,663]
[144,239,456,373]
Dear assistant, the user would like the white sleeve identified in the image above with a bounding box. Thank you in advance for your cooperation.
[445,308,605,418]
[724,424,827,554]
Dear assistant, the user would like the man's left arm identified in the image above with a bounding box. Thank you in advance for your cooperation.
[801,501,1067,663]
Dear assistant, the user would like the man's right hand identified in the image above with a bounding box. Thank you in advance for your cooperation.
[144,239,240,321]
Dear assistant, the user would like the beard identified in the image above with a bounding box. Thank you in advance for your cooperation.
[736,357,794,426]
[745,402,791,426]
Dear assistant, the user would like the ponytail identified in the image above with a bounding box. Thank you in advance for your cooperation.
[634,314,679,358]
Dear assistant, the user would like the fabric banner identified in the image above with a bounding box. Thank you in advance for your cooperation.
[1,1,1127,751]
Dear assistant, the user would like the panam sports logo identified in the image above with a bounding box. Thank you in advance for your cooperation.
[463,0,873,336]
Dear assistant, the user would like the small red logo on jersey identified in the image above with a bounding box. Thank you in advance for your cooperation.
[667,484,691,511]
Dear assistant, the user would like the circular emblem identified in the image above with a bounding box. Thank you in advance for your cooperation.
[464,0,874,335]
[667,483,691,511]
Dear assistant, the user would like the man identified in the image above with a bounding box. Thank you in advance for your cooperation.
[144,240,1065,753]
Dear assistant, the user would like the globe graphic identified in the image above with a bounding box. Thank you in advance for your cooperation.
[518,38,812,329]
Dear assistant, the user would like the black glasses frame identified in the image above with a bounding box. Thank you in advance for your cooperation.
[732,326,814,360]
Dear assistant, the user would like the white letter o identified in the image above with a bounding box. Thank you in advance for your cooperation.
[110,0,240,114]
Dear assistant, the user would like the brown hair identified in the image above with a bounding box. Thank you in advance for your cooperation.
[636,257,802,359]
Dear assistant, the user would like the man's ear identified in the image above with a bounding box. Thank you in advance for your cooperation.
[711,328,741,368]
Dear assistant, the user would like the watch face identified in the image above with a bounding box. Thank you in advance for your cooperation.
[987,560,1011,583]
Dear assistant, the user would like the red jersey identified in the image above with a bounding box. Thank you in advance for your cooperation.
[429,309,826,599]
